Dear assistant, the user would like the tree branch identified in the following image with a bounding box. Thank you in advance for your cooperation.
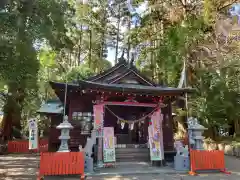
[217,0,239,11]
[179,0,186,7]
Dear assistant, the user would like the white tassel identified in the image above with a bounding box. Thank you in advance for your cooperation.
[130,123,134,130]
[121,122,125,129]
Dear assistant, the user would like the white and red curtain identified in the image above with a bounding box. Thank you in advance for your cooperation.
[148,109,164,161]
[93,104,104,165]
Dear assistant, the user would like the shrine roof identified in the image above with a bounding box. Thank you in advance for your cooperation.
[86,58,156,86]
[50,79,193,97]
[50,56,194,102]
[37,99,63,114]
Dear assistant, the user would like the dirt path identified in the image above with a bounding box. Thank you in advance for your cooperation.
[1,154,240,180]
[0,154,39,180]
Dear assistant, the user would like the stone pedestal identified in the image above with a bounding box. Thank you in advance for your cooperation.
[174,155,189,171]
[56,115,73,152]
[84,156,94,173]
[83,130,97,171]
[173,142,190,171]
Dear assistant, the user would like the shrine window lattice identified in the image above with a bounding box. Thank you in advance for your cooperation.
[72,112,93,134]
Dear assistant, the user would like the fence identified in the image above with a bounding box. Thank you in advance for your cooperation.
[38,152,85,180]
[7,139,48,153]
[189,149,231,175]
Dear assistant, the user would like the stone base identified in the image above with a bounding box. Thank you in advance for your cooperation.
[174,155,189,171]
[97,161,104,168]
[85,156,94,173]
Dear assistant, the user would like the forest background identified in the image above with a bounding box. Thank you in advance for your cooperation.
[1,0,240,143]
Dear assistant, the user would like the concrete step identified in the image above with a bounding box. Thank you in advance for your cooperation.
[116,156,149,160]
[116,158,150,162]
[116,157,150,162]
[115,147,150,162]
[116,148,149,154]
[116,144,148,148]
[116,152,149,157]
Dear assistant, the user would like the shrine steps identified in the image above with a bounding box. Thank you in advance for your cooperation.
[115,145,150,162]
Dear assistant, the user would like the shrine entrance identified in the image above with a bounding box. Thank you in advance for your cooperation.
[104,105,152,145]
[93,100,166,164]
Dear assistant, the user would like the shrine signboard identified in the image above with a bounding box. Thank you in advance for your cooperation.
[148,109,164,161]
[28,118,38,150]
[103,127,116,163]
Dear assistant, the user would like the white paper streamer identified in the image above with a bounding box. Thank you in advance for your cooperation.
[129,123,134,130]
[121,122,125,129]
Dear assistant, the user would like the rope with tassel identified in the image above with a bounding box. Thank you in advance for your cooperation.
[104,103,166,125]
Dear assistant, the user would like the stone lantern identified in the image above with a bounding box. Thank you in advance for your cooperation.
[187,117,207,150]
[56,115,73,152]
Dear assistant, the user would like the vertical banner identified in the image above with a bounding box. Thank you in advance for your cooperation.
[93,104,104,137]
[93,104,104,167]
[28,118,38,150]
[103,127,116,163]
[148,109,164,161]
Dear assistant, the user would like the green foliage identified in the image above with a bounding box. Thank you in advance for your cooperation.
[188,59,240,135]
[66,64,95,82]
[131,0,240,138]
[1,0,240,141]
[0,0,71,138]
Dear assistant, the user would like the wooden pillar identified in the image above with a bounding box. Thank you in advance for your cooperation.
[166,100,174,150]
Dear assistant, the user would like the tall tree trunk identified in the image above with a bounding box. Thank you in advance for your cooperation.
[115,4,121,64]
[150,23,154,81]
[2,83,23,141]
[89,29,92,68]
[2,12,28,141]
[150,49,154,81]
[234,119,240,137]
[69,52,72,68]
[77,25,83,66]
[100,7,107,61]
[157,20,164,84]
[127,15,131,62]
[2,96,14,141]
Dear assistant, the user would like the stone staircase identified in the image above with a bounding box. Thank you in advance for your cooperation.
[115,144,150,162]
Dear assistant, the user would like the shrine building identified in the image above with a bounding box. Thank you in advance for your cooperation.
[39,57,192,163]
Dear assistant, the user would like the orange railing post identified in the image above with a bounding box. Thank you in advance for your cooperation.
[38,152,85,180]
[7,139,48,153]
[189,149,231,175]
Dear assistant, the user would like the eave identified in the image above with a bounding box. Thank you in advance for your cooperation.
[50,80,194,100]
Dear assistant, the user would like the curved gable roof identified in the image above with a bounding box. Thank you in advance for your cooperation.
[86,59,156,86]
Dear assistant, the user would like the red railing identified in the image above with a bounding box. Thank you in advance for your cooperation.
[38,152,85,180]
[189,149,231,175]
[7,139,48,153]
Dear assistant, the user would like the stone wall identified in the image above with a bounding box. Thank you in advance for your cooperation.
[203,140,240,157]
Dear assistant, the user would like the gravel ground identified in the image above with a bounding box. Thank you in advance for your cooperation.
[0,154,39,180]
[87,173,240,180]
[1,154,240,180]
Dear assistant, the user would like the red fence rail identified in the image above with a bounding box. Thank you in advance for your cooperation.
[38,152,85,180]
[7,139,48,153]
[189,149,231,175]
